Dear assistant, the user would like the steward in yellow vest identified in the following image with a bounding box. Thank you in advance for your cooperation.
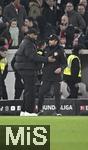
[0,39,8,99]
[63,45,81,98]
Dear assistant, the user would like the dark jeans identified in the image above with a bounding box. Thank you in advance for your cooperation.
[21,74,35,113]
[38,81,61,113]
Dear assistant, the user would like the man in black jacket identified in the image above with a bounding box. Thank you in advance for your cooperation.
[38,34,67,115]
[14,28,55,116]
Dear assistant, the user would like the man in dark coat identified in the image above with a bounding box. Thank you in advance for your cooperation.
[14,28,56,116]
[3,0,27,28]
[38,34,67,115]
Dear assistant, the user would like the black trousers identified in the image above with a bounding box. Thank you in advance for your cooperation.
[0,74,8,99]
[38,81,61,113]
[21,74,35,113]
[67,82,79,98]
[14,72,24,99]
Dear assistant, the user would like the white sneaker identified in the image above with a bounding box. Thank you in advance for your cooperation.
[24,111,31,116]
[25,112,37,116]
[57,113,62,116]
[30,113,38,116]
[20,111,25,116]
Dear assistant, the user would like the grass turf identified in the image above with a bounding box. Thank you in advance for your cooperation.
[0,116,88,150]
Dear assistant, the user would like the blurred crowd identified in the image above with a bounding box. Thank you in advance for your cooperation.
[0,0,88,49]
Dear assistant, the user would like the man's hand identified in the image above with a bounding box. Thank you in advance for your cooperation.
[48,56,56,62]
[54,68,62,74]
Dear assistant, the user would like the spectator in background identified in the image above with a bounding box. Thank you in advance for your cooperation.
[0,22,12,49]
[28,0,43,20]
[0,38,8,100]
[42,0,58,27]
[0,6,4,23]
[28,0,44,40]
[21,17,39,40]
[77,3,88,29]
[3,0,27,43]
[9,18,19,48]
[79,0,88,12]
[40,0,58,40]
[0,0,11,8]
[59,15,68,48]
[20,0,29,15]
[58,15,75,49]
[3,0,27,28]
[65,2,86,32]
[63,38,82,98]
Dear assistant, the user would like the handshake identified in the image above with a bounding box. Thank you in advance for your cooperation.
[48,56,56,62]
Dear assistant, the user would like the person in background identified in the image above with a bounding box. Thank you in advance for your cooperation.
[79,0,88,12]
[0,6,3,23]
[3,0,27,28]
[0,38,8,100]
[38,34,67,116]
[3,0,27,43]
[65,2,86,32]
[28,0,43,20]
[21,17,39,40]
[63,38,82,98]
[77,3,88,30]
[58,15,75,49]
[9,18,19,48]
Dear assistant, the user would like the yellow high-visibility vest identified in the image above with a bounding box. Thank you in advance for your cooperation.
[64,54,81,77]
[0,58,8,73]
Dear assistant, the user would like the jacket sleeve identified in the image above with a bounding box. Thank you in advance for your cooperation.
[3,6,10,23]
[24,42,48,63]
[59,48,67,70]
[77,14,86,31]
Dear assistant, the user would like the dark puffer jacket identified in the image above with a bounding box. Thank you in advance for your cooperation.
[14,36,48,75]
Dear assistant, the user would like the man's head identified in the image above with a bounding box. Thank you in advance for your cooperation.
[60,15,69,31]
[24,17,34,28]
[65,2,74,13]
[48,34,59,46]
[27,28,39,40]
[77,4,85,15]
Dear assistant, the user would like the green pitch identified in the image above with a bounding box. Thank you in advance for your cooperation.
[0,116,88,150]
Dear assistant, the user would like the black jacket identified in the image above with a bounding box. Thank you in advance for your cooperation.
[42,43,67,81]
[14,36,48,76]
